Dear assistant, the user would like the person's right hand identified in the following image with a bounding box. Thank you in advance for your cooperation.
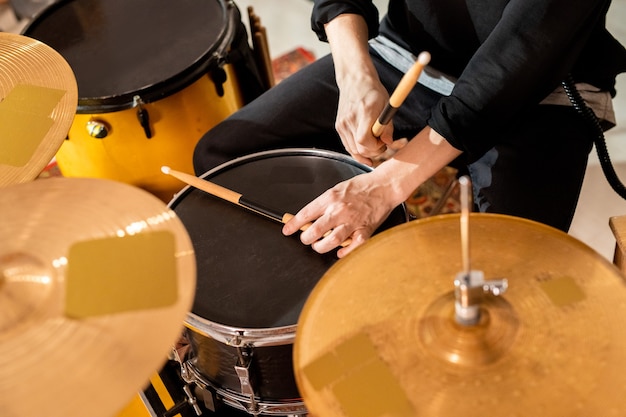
[334,71,394,166]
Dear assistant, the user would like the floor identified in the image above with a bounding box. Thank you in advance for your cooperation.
[2,0,626,262]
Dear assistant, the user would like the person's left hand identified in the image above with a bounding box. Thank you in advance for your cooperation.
[282,171,398,258]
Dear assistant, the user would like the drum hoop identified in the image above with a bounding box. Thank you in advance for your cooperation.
[170,148,381,207]
[171,149,409,346]
[185,312,298,347]
[22,0,237,113]
[208,148,373,175]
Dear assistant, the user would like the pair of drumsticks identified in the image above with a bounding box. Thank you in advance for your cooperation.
[248,7,275,90]
[162,52,431,248]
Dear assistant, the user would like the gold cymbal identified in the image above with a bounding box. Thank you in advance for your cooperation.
[294,214,626,417]
[0,178,195,417]
[0,32,77,187]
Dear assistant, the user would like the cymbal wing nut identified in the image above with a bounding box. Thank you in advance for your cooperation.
[454,271,509,326]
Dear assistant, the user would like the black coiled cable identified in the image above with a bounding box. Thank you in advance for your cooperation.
[561,74,626,199]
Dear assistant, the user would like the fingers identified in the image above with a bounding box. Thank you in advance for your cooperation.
[335,232,367,258]
[334,81,394,165]
[371,137,408,166]
[282,200,344,248]
[281,197,374,257]
[282,173,397,257]
[286,217,367,257]
[340,124,393,166]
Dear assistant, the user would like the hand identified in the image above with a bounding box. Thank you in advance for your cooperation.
[282,125,464,258]
[335,72,394,166]
[323,13,393,166]
[282,171,398,258]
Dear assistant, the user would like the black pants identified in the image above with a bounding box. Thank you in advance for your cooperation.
[193,53,594,232]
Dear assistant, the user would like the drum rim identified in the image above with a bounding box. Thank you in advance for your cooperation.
[201,148,375,177]
[170,148,409,346]
[185,312,298,347]
[22,0,236,113]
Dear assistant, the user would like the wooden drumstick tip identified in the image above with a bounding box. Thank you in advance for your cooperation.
[161,166,171,175]
[417,51,431,66]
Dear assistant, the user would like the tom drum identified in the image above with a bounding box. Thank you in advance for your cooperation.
[23,0,263,202]
[168,149,409,416]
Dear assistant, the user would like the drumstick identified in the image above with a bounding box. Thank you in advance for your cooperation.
[161,166,352,247]
[371,51,431,138]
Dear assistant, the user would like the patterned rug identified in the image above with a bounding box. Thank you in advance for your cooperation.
[406,166,460,218]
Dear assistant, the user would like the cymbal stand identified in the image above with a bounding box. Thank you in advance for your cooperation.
[453,176,508,325]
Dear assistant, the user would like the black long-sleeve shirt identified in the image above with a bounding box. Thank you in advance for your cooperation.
[311,0,626,158]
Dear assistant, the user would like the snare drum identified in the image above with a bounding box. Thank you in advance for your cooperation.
[23,0,263,202]
[168,149,409,416]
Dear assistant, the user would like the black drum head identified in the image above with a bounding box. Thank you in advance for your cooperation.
[170,150,408,330]
[23,0,230,111]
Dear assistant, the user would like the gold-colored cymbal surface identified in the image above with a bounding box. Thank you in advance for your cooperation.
[0,177,195,417]
[294,214,626,417]
[0,32,77,186]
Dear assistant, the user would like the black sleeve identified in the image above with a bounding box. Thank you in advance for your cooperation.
[311,0,380,42]
[430,0,614,161]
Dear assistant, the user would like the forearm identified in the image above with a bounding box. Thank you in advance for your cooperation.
[324,14,378,89]
[324,16,462,202]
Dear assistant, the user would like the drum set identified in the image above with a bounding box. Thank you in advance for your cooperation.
[2,2,626,417]
[20,0,263,203]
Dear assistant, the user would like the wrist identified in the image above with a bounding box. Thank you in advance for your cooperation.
[372,127,463,205]
[371,159,423,207]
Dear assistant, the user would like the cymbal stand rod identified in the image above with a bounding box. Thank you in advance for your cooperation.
[454,176,481,325]
[454,176,509,325]
[459,176,471,278]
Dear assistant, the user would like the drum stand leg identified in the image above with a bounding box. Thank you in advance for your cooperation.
[168,347,204,416]
[161,384,202,417]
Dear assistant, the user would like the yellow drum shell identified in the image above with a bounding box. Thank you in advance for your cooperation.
[57,65,243,202]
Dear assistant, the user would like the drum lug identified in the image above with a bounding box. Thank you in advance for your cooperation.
[86,119,110,139]
[133,95,152,138]
[234,358,254,397]
[234,343,260,414]
[209,66,227,97]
